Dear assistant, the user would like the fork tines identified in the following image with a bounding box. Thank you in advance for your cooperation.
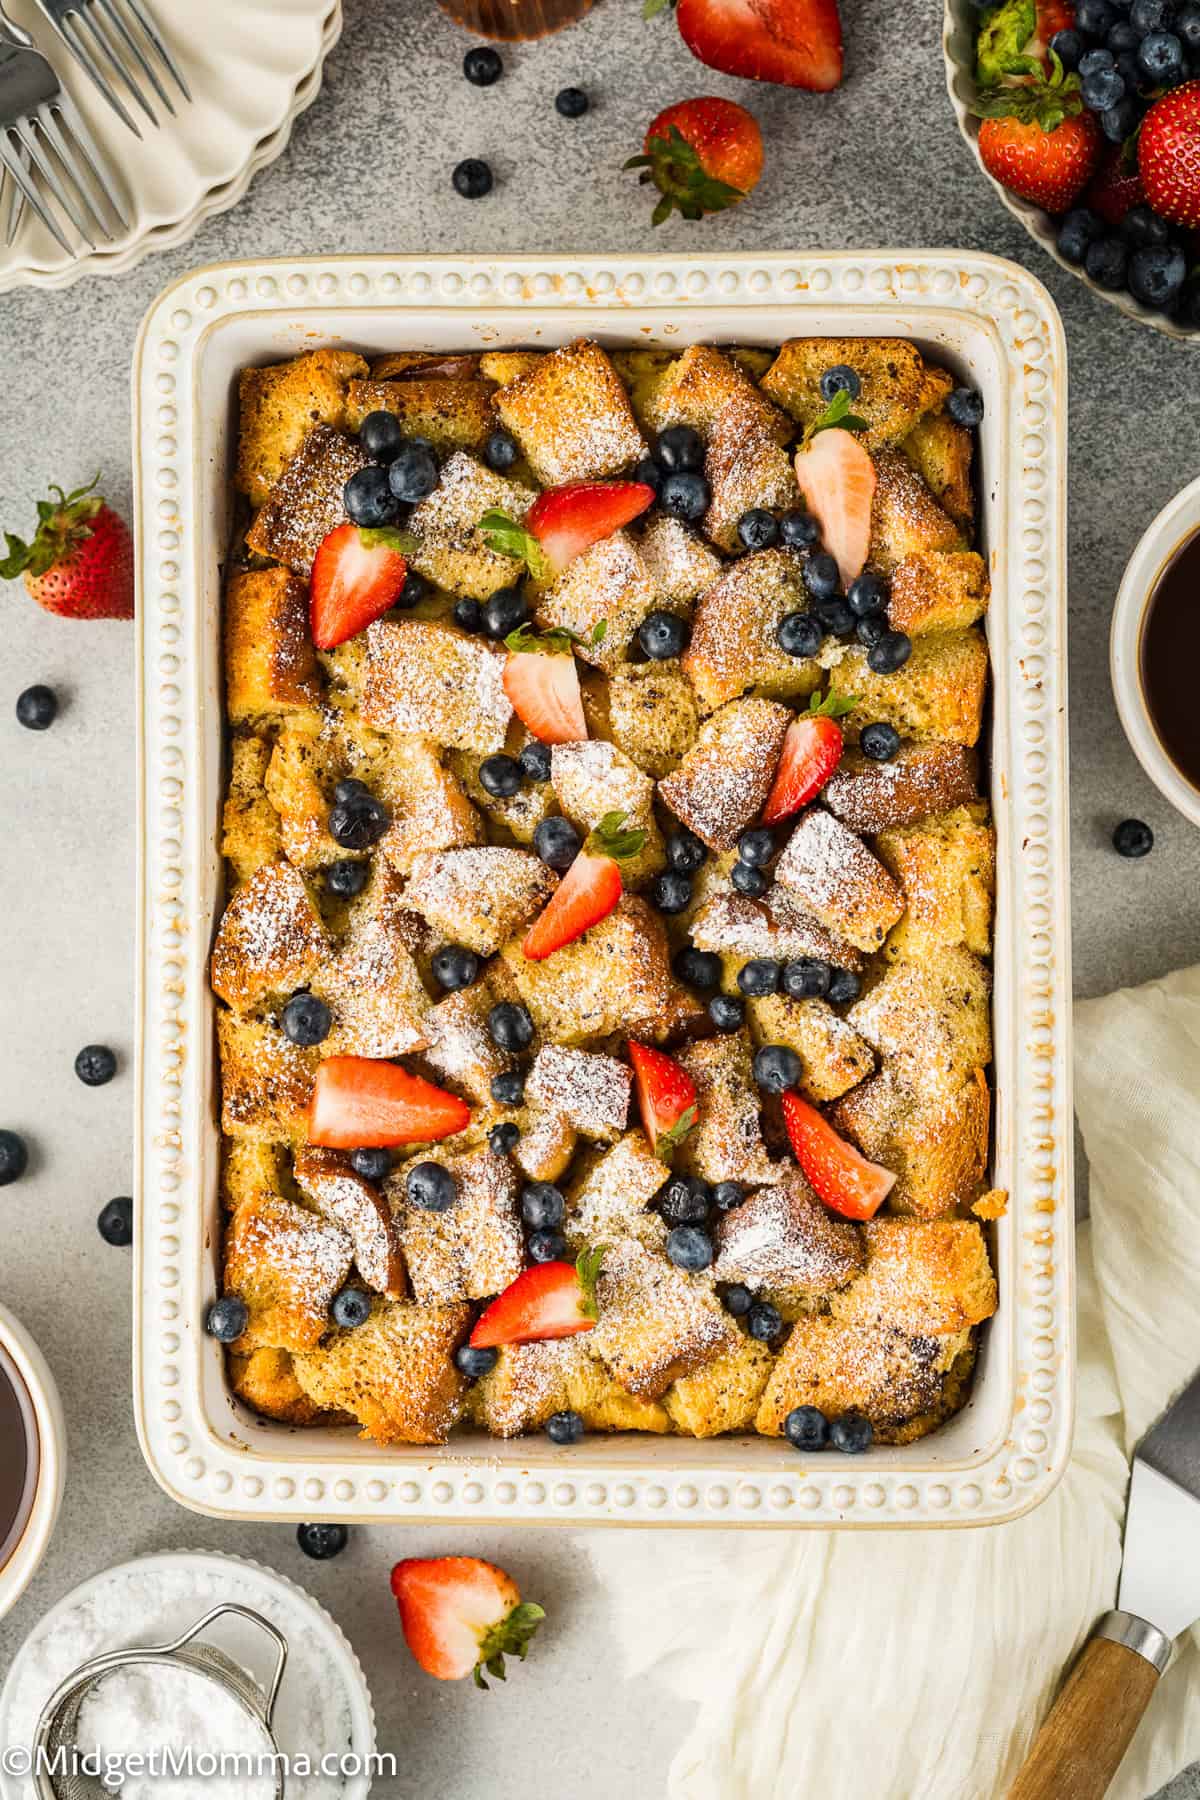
[1,93,128,253]
[44,0,190,137]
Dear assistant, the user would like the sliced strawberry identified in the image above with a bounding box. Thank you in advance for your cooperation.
[522,812,645,960]
[760,694,855,826]
[526,480,655,576]
[309,522,409,650]
[470,1247,605,1348]
[781,1090,895,1221]
[794,428,876,592]
[502,633,588,744]
[675,0,844,91]
[628,1040,697,1157]
[308,1056,470,1148]
[390,1557,545,1688]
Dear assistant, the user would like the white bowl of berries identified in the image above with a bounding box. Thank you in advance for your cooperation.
[944,0,1200,338]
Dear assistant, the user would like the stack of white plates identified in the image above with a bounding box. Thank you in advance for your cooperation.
[0,0,341,293]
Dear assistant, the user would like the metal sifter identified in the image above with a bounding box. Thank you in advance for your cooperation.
[30,1602,288,1800]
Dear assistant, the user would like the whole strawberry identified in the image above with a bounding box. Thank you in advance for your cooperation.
[0,477,134,619]
[1139,80,1200,229]
[626,97,763,224]
[975,56,1101,211]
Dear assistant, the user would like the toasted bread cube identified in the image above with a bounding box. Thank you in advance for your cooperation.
[369,352,483,380]
[713,1171,864,1294]
[211,860,327,1013]
[822,743,980,834]
[405,846,555,956]
[217,1011,318,1141]
[292,1299,472,1445]
[901,411,974,531]
[610,346,676,391]
[564,1129,670,1250]
[225,569,321,725]
[293,1145,406,1297]
[591,1240,739,1399]
[420,977,515,1106]
[535,532,660,673]
[236,349,368,507]
[471,1337,671,1437]
[245,425,369,577]
[229,1346,331,1425]
[264,718,342,869]
[755,1311,975,1444]
[607,661,699,778]
[877,803,995,958]
[832,1217,998,1334]
[369,737,483,875]
[494,339,646,484]
[480,350,546,386]
[774,809,905,952]
[501,896,677,1045]
[887,551,989,637]
[826,630,989,748]
[658,698,791,852]
[513,1107,578,1183]
[761,339,952,450]
[743,992,874,1102]
[407,451,536,599]
[676,1030,780,1186]
[225,1194,352,1352]
[664,1336,775,1438]
[447,743,557,844]
[638,344,773,437]
[690,890,864,972]
[550,739,664,887]
[637,515,723,609]
[868,450,965,573]
[681,549,818,713]
[362,618,513,753]
[526,1045,632,1140]
[309,868,431,1058]
[848,946,992,1092]
[222,734,283,884]
[221,1138,289,1213]
[831,1066,990,1218]
[626,981,710,1046]
[343,377,495,454]
[391,1148,525,1304]
[704,390,799,551]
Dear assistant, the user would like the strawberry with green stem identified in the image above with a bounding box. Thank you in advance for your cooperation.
[626,98,763,225]
[761,692,857,825]
[0,476,133,619]
[974,52,1101,211]
[628,1041,697,1159]
[480,478,654,580]
[470,1246,606,1347]
[502,624,591,744]
[522,810,646,960]
[391,1557,545,1688]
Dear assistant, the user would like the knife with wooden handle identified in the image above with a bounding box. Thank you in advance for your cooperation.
[1009,1366,1200,1800]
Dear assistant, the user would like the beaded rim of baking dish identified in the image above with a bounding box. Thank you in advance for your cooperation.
[132,251,1073,1528]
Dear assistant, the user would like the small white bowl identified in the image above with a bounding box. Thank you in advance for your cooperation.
[1111,475,1200,828]
[0,1304,66,1623]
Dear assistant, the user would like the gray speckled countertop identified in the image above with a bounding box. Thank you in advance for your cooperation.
[0,0,1197,1794]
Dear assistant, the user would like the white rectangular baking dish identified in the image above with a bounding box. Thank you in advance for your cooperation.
[132,251,1073,1529]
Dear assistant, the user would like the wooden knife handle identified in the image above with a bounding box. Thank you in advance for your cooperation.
[1008,1613,1171,1800]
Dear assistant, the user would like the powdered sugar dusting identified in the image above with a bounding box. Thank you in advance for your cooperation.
[713,1175,863,1294]
[773,807,905,949]
[526,1045,632,1139]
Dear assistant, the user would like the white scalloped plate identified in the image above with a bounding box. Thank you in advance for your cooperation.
[0,0,341,294]
[133,252,1074,1530]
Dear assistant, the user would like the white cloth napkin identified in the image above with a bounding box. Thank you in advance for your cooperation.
[586,965,1200,1800]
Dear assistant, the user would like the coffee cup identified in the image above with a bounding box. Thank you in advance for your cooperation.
[0,1304,65,1622]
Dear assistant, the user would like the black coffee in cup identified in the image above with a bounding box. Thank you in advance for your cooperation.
[0,1343,39,1569]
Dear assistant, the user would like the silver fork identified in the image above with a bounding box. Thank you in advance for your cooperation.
[0,19,127,255]
[31,0,190,137]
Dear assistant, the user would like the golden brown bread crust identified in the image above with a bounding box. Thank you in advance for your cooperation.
[388,1148,525,1305]
[830,1218,998,1334]
[664,1336,775,1438]
[607,660,699,777]
[224,1194,353,1352]
[222,735,282,885]
[210,861,327,1014]
[755,1315,977,1445]
[900,411,975,531]
[676,1029,781,1186]
[827,630,989,748]
[361,618,514,754]
[761,338,952,450]
[535,532,660,673]
[292,1145,407,1298]
[704,388,799,552]
[740,991,875,1102]
[224,569,321,725]
[877,803,995,958]
[713,1172,864,1294]
[590,1240,740,1400]
[494,338,646,485]
[470,1338,672,1438]
[500,896,678,1046]
[773,809,905,952]
[658,697,791,851]
[230,1346,335,1425]
[887,550,989,636]
[236,350,368,507]
[868,450,965,573]
[292,1300,472,1445]
[681,548,819,714]
[245,425,368,576]
[831,1066,991,1219]
[821,744,980,834]
[343,377,495,453]
[217,1011,318,1142]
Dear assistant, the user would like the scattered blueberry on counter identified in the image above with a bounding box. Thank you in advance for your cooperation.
[97,1197,134,1246]
[75,1043,117,1087]
[297,1522,350,1560]
[453,157,494,199]
[555,86,589,118]
[463,44,503,86]
[16,684,57,730]
[0,1129,28,1185]
[1113,817,1154,856]
[204,1294,247,1338]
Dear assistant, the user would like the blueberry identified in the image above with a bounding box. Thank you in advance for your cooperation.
[406,1161,457,1212]
[737,508,779,551]
[1082,63,1127,107]
[946,387,985,429]
[830,1411,873,1454]
[737,958,780,997]
[779,510,821,548]
[1079,43,1116,69]
[455,1343,499,1378]
[803,552,841,601]
[752,1043,802,1093]
[534,816,581,869]
[747,1300,783,1343]
[480,585,528,639]
[782,957,832,999]
[396,570,428,609]
[1113,817,1153,856]
[708,993,745,1031]
[360,409,405,463]
[16,684,56,730]
[490,1069,526,1107]
[1178,1,1200,45]
[489,1001,534,1051]
[784,1405,829,1450]
[777,611,823,658]
[98,1196,134,1246]
[546,1408,585,1444]
[1085,234,1129,289]
[1077,0,1116,30]
[332,1287,372,1329]
[730,861,769,897]
[827,968,862,1006]
[720,1282,754,1317]
[454,597,483,633]
[657,425,704,472]
[1058,207,1105,263]
[659,1176,710,1226]
[1051,24,1085,63]
[713,1181,744,1212]
[1140,23,1185,67]
[634,455,663,493]
[867,631,912,674]
[665,828,706,874]
[855,615,886,648]
[489,1122,520,1154]
[1108,18,1141,47]
[638,610,689,659]
[667,1224,713,1272]
[528,1228,568,1263]
[326,859,368,899]
[464,44,502,83]
[660,471,710,523]
[282,992,332,1047]
[453,157,493,199]
[481,427,520,473]
[522,1182,565,1228]
[343,465,400,529]
[819,600,855,637]
[652,870,693,914]
[519,740,552,783]
[860,720,901,761]
[735,827,775,869]
[432,944,482,991]
[479,753,524,797]
[0,1129,28,1186]
[555,86,589,117]
[1123,203,1172,247]
[847,573,887,617]
[350,1147,391,1182]
[674,946,722,990]
[387,441,439,503]
[204,1294,247,1340]
[329,791,390,849]
[297,1523,349,1561]
[75,1043,117,1087]
[819,364,861,401]
[1129,243,1188,307]
[1131,0,1173,30]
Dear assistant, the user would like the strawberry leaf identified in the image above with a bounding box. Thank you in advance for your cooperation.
[473,1602,546,1690]
[1,475,105,581]
[479,509,549,580]
[591,619,608,644]
[975,0,1039,88]
[643,0,675,17]
[590,810,647,862]
[805,690,858,720]
[972,51,1082,127]
[654,1104,697,1162]
[359,525,417,556]
[629,125,746,225]
[504,623,578,655]
[576,1244,607,1320]
[808,389,869,438]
